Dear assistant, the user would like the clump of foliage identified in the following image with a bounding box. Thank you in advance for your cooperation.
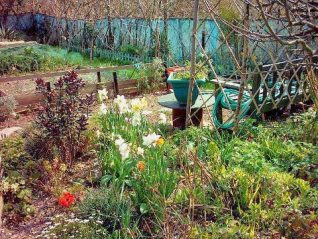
[120,44,145,57]
[79,186,134,235]
[35,71,95,164]
[137,58,165,92]
[0,25,20,41]
[0,45,123,76]
[174,61,209,79]
[273,108,318,145]
[0,94,17,121]
[0,46,44,75]
[149,30,171,59]
[0,136,38,225]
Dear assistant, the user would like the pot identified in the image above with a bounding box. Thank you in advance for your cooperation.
[167,73,206,105]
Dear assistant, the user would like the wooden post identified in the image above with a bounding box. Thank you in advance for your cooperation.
[96,71,102,90]
[46,81,51,92]
[97,72,101,83]
[113,72,119,97]
[202,30,206,50]
[186,0,200,127]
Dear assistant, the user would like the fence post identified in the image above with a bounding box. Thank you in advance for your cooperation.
[96,71,102,90]
[46,82,51,92]
[113,72,119,97]
[97,72,101,83]
[202,30,206,50]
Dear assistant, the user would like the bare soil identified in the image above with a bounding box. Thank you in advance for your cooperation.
[0,41,37,49]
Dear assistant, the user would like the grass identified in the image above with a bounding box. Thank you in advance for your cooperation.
[0,44,128,76]
[0,44,161,87]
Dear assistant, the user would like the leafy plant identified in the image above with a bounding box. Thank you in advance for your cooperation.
[79,186,134,235]
[35,71,95,164]
[174,61,209,80]
[273,108,318,145]
[137,58,165,92]
[0,137,38,224]
[0,95,17,121]
[120,44,144,57]
[0,25,19,41]
[149,30,171,59]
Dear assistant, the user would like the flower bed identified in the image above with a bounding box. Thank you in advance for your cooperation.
[0,74,317,238]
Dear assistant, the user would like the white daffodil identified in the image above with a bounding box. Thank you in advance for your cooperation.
[143,133,161,147]
[115,135,131,160]
[132,113,142,126]
[137,147,144,156]
[118,142,130,160]
[159,113,167,124]
[98,88,108,102]
[115,135,125,147]
[100,103,107,114]
[131,97,148,113]
[114,95,130,114]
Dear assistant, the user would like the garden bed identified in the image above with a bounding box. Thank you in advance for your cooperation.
[0,76,317,237]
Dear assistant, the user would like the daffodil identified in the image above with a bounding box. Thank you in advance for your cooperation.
[131,97,148,113]
[115,136,125,147]
[156,138,165,146]
[137,147,144,156]
[98,88,108,102]
[115,135,131,160]
[132,113,142,126]
[159,113,167,124]
[100,103,107,114]
[118,142,130,160]
[114,95,130,114]
[143,133,161,147]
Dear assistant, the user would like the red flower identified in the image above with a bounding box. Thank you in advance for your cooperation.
[58,192,75,207]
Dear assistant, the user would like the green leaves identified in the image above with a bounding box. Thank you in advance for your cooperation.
[139,203,149,214]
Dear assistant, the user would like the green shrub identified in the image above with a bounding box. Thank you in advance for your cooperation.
[0,136,38,224]
[273,109,318,145]
[120,44,144,57]
[137,58,165,93]
[35,72,95,164]
[174,61,209,80]
[79,186,134,235]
